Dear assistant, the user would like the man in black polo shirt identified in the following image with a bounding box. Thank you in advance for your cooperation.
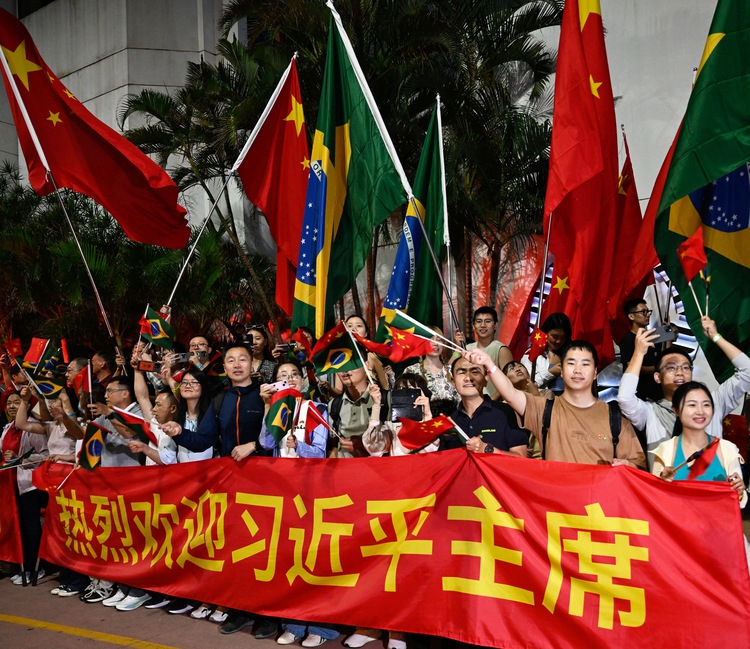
[440,355,527,456]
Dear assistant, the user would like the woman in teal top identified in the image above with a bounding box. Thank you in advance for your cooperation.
[652,381,747,504]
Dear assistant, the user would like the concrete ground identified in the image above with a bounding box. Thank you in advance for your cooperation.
[0,572,354,649]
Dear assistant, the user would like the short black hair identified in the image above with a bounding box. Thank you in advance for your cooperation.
[560,340,598,367]
[655,346,692,372]
[93,350,114,370]
[623,298,648,317]
[108,376,133,400]
[473,306,498,323]
[223,343,254,361]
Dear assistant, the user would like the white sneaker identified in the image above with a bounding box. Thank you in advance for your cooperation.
[102,588,127,607]
[344,634,379,648]
[209,610,228,623]
[302,635,328,647]
[278,631,299,645]
[115,593,152,611]
[388,640,406,649]
[11,573,27,585]
[190,606,212,619]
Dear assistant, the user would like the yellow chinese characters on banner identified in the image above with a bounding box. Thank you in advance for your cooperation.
[33,453,750,649]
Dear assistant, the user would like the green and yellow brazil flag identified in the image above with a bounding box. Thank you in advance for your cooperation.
[291,7,405,338]
[655,0,750,380]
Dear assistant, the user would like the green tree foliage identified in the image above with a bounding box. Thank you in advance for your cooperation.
[0,163,269,352]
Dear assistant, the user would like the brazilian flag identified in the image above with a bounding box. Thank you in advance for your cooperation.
[311,323,362,375]
[377,102,446,342]
[265,388,302,443]
[291,8,405,338]
[31,373,64,398]
[140,306,175,350]
[655,0,750,381]
[80,423,107,471]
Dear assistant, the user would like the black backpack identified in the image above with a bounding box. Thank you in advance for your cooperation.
[540,398,622,460]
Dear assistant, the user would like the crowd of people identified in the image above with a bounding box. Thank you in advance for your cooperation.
[1,299,749,646]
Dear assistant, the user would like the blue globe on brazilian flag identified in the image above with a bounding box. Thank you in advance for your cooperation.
[311,322,362,374]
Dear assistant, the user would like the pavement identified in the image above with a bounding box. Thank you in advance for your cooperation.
[0,572,357,649]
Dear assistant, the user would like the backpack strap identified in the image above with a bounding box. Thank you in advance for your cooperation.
[541,398,555,460]
[608,400,622,455]
[212,390,227,426]
[329,394,344,433]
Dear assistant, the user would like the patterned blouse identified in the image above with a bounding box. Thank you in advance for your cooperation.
[403,360,459,404]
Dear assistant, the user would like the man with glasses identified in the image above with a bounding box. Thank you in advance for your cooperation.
[619,315,750,468]
[187,335,212,370]
[618,298,663,401]
[455,307,513,400]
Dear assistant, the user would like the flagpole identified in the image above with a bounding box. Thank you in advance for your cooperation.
[532,214,554,378]
[408,196,462,339]
[0,45,119,350]
[436,95,454,338]
[164,178,231,306]
[344,326,375,387]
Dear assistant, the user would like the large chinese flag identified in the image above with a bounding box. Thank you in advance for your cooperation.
[234,58,310,315]
[608,135,656,342]
[0,9,189,249]
[0,470,23,563]
[543,0,619,367]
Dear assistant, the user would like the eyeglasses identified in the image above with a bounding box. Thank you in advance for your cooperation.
[105,387,127,395]
[630,309,652,316]
[189,342,209,350]
[661,363,692,374]
[180,380,200,387]
[277,372,302,380]
[473,319,495,325]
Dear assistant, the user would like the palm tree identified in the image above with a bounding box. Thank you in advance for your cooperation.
[221,1,560,323]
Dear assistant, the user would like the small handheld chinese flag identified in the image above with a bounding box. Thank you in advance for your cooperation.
[397,415,456,450]
[304,401,332,444]
[677,228,708,282]
[687,437,720,480]
[528,328,549,363]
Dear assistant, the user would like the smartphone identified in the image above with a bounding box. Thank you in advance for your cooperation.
[137,360,162,373]
[276,343,290,353]
[650,324,676,344]
[391,388,422,422]
[196,350,208,361]
[172,353,190,363]
[270,380,289,391]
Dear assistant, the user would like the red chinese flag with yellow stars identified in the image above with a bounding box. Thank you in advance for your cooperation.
[397,414,456,450]
[528,328,549,363]
[0,9,189,249]
[234,57,310,315]
[608,134,656,342]
[677,227,708,282]
[542,0,619,367]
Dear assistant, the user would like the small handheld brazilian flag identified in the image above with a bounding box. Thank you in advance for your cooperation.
[311,323,362,374]
[79,422,108,471]
[30,373,65,398]
[265,388,302,443]
[139,306,175,350]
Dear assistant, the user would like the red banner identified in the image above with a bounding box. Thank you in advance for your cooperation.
[0,469,23,563]
[34,452,750,649]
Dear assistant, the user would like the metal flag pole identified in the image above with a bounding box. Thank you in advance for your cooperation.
[531,215,554,377]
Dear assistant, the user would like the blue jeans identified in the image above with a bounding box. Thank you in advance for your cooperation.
[284,623,339,640]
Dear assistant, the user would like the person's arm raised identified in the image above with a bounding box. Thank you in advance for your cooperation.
[465,348,526,416]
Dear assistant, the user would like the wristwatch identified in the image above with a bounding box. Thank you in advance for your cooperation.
[106,412,116,420]
[484,444,495,453]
